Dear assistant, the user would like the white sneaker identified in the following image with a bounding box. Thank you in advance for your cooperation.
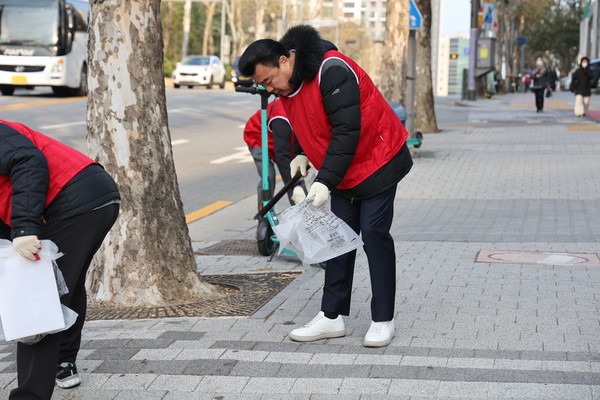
[363,320,395,347]
[289,311,345,342]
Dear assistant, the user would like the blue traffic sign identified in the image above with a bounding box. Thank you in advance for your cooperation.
[516,36,527,46]
[410,0,423,30]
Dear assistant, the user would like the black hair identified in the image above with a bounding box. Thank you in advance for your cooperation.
[581,57,590,65]
[238,39,289,77]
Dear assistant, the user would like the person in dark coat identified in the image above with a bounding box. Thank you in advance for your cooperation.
[570,57,594,117]
[531,57,548,112]
[547,65,558,92]
[0,120,120,399]
[238,25,413,348]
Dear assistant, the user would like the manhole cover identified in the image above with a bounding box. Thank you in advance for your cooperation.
[196,239,260,256]
[86,272,300,320]
[476,250,600,266]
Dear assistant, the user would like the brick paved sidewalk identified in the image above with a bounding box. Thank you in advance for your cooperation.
[2,92,600,399]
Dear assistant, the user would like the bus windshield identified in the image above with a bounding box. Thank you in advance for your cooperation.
[0,2,59,47]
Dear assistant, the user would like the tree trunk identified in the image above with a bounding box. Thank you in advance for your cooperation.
[379,0,409,104]
[254,0,267,40]
[224,0,239,61]
[86,0,217,307]
[414,0,438,133]
[234,0,246,59]
[163,1,173,52]
[203,2,217,55]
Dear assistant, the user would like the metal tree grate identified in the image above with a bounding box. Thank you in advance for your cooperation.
[195,239,260,256]
[86,272,300,320]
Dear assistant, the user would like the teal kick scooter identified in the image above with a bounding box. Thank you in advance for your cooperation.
[236,84,302,258]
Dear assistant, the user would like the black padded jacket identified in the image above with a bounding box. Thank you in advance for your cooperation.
[0,124,119,239]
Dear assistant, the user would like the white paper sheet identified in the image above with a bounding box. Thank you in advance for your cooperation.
[0,239,65,341]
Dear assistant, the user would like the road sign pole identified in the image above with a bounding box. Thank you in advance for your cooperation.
[406,29,416,137]
[406,0,422,136]
[467,0,480,101]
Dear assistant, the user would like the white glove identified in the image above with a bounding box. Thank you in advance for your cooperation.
[13,235,42,261]
[290,155,309,177]
[291,186,306,205]
[307,181,330,207]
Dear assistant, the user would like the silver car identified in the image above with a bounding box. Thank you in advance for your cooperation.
[172,55,226,89]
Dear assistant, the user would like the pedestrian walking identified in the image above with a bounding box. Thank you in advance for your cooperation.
[531,57,548,112]
[243,98,306,206]
[570,57,594,117]
[0,120,120,399]
[238,25,413,347]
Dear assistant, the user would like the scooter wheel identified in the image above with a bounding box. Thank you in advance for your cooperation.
[257,219,275,256]
[414,131,423,148]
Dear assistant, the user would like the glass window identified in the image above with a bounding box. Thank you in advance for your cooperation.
[0,2,59,46]
[184,56,210,66]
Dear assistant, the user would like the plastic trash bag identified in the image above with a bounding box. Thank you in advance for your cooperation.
[0,304,78,345]
[0,239,77,345]
[273,200,363,265]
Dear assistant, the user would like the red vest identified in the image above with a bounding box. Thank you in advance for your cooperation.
[0,120,97,226]
[243,99,291,161]
[280,50,408,189]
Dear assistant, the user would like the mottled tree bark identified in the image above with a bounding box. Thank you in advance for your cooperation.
[86,0,216,306]
[379,0,409,104]
[415,0,439,133]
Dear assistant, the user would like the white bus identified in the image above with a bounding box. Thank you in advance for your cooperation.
[0,0,89,96]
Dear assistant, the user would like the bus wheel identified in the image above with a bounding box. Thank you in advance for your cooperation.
[0,85,15,96]
[74,65,88,96]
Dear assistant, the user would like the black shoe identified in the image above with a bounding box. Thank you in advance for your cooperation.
[56,362,81,389]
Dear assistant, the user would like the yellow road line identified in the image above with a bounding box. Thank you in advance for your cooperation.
[185,200,232,224]
[0,97,83,111]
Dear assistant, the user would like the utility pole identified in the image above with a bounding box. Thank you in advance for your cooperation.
[467,0,479,100]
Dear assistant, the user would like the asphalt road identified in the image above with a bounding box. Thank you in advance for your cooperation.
[0,84,268,218]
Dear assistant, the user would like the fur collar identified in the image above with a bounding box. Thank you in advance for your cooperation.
[280,25,337,84]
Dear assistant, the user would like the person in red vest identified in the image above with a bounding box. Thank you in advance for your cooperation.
[239,25,413,347]
[243,97,306,206]
[0,120,120,399]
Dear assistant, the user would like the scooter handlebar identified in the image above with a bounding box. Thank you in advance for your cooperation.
[235,86,259,94]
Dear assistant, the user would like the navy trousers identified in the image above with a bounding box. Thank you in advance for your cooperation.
[533,87,545,111]
[10,203,119,400]
[321,185,397,322]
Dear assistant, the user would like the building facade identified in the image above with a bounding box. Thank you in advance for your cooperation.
[447,37,470,96]
[580,1,600,60]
